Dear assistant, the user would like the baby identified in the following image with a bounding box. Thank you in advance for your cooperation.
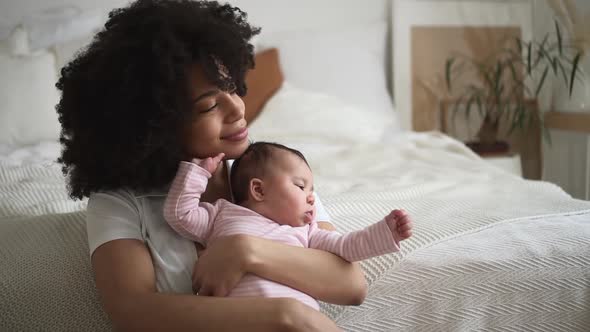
[164,142,413,309]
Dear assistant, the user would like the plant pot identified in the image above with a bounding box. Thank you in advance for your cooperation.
[466,140,510,156]
[467,115,510,156]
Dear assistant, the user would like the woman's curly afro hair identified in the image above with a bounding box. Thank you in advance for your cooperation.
[56,0,259,199]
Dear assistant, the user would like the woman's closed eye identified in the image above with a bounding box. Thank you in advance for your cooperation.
[201,103,218,113]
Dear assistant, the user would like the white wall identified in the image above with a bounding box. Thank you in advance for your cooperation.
[1,0,587,198]
[534,0,590,200]
[0,0,129,27]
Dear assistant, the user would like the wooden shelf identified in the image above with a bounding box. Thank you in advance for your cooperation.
[544,111,590,134]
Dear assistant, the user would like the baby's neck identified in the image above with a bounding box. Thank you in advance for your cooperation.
[240,200,269,218]
[239,199,257,212]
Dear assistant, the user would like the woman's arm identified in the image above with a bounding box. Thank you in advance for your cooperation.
[193,225,368,306]
[92,239,340,331]
[249,226,368,305]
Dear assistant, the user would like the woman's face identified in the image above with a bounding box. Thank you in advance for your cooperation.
[183,64,249,160]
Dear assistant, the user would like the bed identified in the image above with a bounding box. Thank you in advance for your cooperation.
[1,0,589,331]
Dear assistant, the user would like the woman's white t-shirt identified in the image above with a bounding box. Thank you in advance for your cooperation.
[86,163,330,293]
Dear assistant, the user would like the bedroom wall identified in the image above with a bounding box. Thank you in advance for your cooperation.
[2,0,587,199]
[534,0,590,200]
[0,0,390,43]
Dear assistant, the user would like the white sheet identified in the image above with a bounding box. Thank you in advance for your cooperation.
[0,140,86,218]
[1,133,590,331]
[335,211,590,331]
[254,131,590,331]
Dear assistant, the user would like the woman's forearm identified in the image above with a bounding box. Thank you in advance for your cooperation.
[107,292,301,331]
[92,239,338,331]
[248,237,367,305]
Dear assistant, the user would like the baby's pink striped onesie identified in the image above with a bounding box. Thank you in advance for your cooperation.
[164,161,401,310]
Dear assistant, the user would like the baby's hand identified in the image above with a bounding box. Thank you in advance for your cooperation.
[385,209,413,241]
[193,153,225,174]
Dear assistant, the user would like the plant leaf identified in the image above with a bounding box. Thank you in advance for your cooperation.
[556,59,569,87]
[527,42,532,74]
[507,102,521,136]
[508,60,519,81]
[475,94,484,118]
[569,52,582,97]
[445,58,455,92]
[555,20,563,56]
[535,66,550,97]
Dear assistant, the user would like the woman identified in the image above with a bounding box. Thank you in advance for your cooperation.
[56,0,366,330]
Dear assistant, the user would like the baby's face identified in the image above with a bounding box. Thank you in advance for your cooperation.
[261,151,315,227]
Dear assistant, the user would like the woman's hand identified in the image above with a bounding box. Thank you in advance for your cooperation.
[192,234,253,296]
[194,230,366,305]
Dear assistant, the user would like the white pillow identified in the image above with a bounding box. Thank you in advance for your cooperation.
[257,22,399,129]
[248,83,394,144]
[0,46,60,146]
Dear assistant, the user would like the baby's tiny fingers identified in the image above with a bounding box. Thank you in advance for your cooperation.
[397,216,411,226]
[401,230,413,238]
[392,209,405,217]
[398,223,413,232]
[213,153,225,163]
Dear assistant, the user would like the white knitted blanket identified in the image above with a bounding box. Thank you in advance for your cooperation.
[1,133,590,331]
[262,132,590,330]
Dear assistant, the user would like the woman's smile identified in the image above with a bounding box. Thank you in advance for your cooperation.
[222,127,249,142]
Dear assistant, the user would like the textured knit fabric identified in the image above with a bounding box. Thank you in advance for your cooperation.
[164,161,401,309]
[3,133,590,331]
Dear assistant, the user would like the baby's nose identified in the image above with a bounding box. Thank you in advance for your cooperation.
[307,194,315,205]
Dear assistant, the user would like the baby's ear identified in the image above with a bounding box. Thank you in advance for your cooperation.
[249,178,264,201]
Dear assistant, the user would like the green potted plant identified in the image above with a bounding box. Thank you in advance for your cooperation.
[444,21,582,153]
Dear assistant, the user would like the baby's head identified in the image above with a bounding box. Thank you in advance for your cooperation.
[230,142,316,227]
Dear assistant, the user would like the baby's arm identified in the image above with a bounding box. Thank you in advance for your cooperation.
[308,209,413,262]
[163,154,225,243]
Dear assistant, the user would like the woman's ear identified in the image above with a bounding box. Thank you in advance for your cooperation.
[249,178,264,201]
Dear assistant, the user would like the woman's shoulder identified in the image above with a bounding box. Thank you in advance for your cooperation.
[87,188,166,219]
[89,186,168,206]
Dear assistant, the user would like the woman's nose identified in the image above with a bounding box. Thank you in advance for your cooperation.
[223,92,245,123]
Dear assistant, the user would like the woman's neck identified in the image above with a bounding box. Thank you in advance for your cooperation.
[201,161,232,203]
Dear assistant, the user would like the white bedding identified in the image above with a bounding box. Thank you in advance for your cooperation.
[1,132,589,331]
[252,131,590,331]
[4,1,588,330]
[0,141,86,218]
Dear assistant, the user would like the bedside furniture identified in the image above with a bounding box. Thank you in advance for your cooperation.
[437,99,540,179]
[544,111,590,200]
[482,153,522,177]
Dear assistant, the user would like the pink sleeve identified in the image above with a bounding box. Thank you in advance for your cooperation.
[163,161,219,244]
[308,219,401,262]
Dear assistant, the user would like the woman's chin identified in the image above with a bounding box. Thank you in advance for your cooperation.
[222,140,250,159]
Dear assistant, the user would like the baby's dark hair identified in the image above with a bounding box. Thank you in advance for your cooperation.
[230,142,309,204]
[55,0,260,199]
